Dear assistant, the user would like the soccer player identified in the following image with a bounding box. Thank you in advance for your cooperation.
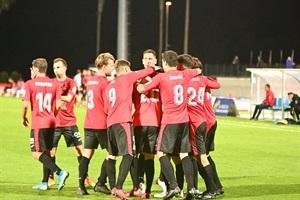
[137,50,202,200]
[22,58,69,191]
[203,87,224,197]
[51,58,94,187]
[179,55,220,199]
[104,59,159,200]
[250,84,274,120]
[77,53,116,195]
[130,49,162,198]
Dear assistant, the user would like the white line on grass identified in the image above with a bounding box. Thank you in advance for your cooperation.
[219,120,300,133]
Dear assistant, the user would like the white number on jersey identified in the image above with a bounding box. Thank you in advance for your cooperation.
[108,88,116,107]
[140,89,159,103]
[187,87,205,106]
[87,89,94,109]
[173,85,184,105]
[36,92,52,112]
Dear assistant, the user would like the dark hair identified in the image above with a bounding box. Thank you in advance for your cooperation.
[143,49,157,57]
[53,58,68,68]
[178,54,193,69]
[265,84,270,88]
[192,56,203,70]
[162,50,178,67]
[287,92,293,95]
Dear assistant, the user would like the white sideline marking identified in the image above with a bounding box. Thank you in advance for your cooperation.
[218,120,299,133]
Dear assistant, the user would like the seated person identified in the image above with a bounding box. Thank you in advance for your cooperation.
[288,92,300,121]
[250,84,274,120]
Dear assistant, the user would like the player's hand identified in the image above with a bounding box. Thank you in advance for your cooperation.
[22,117,29,127]
[152,65,162,72]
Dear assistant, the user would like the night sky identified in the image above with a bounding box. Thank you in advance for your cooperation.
[0,0,299,80]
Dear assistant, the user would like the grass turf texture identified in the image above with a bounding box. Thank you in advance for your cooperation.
[0,96,299,200]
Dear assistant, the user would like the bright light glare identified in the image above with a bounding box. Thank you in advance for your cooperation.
[166,1,172,6]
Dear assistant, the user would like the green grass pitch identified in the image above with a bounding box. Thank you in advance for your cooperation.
[0,96,299,200]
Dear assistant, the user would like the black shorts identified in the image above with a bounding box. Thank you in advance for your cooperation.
[53,125,82,147]
[134,126,159,154]
[206,121,217,153]
[190,121,207,155]
[156,122,191,154]
[30,128,55,152]
[107,123,135,156]
[84,129,108,150]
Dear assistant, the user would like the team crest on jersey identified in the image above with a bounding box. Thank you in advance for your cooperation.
[61,83,69,95]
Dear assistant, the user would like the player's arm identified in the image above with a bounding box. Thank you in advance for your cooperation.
[136,74,160,94]
[54,100,61,117]
[128,66,161,84]
[206,76,220,89]
[21,100,29,127]
[61,94,73,102]
[54,82,62,116]
[62,82,77,102]
[184,68,202,80]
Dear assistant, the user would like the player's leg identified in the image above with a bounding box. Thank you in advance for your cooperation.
[178,122,197,199]
[195,122,217,199]
[157,124,180,200]
[172,155,184,197]
[31,128,69,191]
[141,126,159,198]
[48,127,62,185]
[206,122,224,196]
[255,104,269,119]
[66,126,95,187]
[93,129,112,195]
[250,105,259,119]
[77,129,97,195]
[114,123,135,200]
[127,126,144,197]
[106,126,118,193]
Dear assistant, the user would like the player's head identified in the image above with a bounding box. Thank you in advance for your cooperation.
[95,52,115,76]
[142,49,157,68]
[192,56,203,70]
[177,54,193,70]
[264,84,271,91]
[287,92,293,101]
[31,58,47,78]
[161,50,178,71]
[115,59,131,76]
[53,58,68,79]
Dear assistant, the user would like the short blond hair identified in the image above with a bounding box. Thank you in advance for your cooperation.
[95,53,115,69]
[32,58,47,73]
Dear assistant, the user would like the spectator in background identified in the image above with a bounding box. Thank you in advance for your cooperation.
[14,77,25,98]
[250,84,274,120]
[287,92,300,120]
[232,55,240,75]
[82,69,91,104]
[256,56,265,68]
[74,69,82,90]
[286,56,295,69]
[2,77,15,96]
[74,69,83,106]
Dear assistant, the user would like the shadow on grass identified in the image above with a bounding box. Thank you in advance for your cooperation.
[224,184,300,198]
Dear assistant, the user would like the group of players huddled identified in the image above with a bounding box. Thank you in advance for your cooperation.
[21,49,223,200]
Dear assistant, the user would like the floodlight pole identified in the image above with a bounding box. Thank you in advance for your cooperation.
[96,0,105,56]
[183,0,190,54]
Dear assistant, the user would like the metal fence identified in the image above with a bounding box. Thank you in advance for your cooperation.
[202,64,296,77]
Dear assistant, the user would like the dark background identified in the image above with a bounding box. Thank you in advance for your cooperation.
[0,0,299,80]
